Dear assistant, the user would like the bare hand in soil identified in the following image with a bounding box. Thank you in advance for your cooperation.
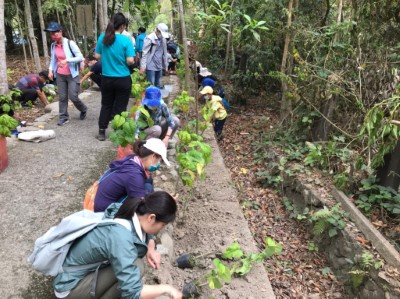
[146,249,161,269]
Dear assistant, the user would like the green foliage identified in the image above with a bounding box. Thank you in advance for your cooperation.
[348,251,383,289]
[359,95,400,168]
[197,237,282,291]
[172,90,194,114]
[0,89,22,114]
[133,105,154,132]
[310,204,348,237]
[355,176,400,217]
[304,136,351,172]
[42,85,57,103]
[109,112,138,147]
[130,70,149,100]
[0,114,18,137]
[307,241,319,252]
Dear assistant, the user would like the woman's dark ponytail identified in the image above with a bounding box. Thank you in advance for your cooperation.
[115,191,177,223]
[103,13,127,46]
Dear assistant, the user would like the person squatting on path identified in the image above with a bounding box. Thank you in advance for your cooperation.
[45,22,88,126]
[95,13,135,141]
[53,191,182,299]
[198,86,227,141]
[135,86,180,147]
[139,23,169,89]
[12,71,49,106]
[94,138,170,212]
[80,55,102,88]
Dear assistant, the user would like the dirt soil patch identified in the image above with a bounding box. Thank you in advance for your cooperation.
[218,102,347,298]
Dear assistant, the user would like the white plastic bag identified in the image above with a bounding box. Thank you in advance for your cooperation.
[18,130,56,143]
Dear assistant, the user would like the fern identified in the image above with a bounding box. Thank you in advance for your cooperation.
[361,251,373,270]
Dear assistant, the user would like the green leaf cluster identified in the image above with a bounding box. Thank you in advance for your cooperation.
[0,114,18,137]
[0,89,22,114]
[198,237,282,291]
[355,176,400,217]
[109,112,138,147]
[130,69,150,100]
[311,204,348,237]
[176,127,211,187]
[172,90,193,114]
[359,95,400,168]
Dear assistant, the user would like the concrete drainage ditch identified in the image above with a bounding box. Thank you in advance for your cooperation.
[283,176,400,299]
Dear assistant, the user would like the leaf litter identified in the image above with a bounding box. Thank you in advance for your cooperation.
[218,104,346,298]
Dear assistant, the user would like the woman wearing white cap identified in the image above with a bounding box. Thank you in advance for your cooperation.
[139,23,169,88]
[93,138,170,212]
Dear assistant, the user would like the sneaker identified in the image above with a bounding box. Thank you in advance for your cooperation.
[80,110,87,120]
[57,118,70,126]
[96,129,106,141]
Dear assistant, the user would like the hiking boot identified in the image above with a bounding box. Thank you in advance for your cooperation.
[80,110,87,120]
[96,129,106,141]
[57,118,70,126]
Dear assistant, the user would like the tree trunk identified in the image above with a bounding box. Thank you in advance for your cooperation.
[5,22,14,51]
[67,9,77,42]
[280,0,294,121]
[37,0,49,66]
[24,0,41,71]
[15,0,29,72]
[224,0,235,74]
[98,0,103,33]
[177,0,190,90]
[0,0,8,94]
[94,0,98,38]
[103,0,108,27]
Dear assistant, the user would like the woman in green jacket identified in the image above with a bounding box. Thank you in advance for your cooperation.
[53,191,181,299]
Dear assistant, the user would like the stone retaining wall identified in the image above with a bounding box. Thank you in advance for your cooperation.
[283,177,400,299]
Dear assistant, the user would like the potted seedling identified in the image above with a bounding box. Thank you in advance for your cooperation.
[176,251,215,269]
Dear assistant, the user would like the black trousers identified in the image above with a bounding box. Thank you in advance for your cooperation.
[98,75,131,130]
[90,73,102,88]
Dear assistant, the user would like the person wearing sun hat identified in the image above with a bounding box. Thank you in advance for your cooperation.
[44,21,88,126]
[199,85,228,141]
[93,138,170,212]
[139,23,169,89]
[135,86,180,147]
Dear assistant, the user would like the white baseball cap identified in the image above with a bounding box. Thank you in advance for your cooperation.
[156,23,170,39]
[144,138,171,166]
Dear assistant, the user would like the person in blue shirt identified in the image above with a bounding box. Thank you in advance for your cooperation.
[95,13,135,141]
[135,27,146,59]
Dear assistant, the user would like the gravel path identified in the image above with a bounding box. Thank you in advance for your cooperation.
[0,88,115,298]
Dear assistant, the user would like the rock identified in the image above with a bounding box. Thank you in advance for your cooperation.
[160,175,168,181]
[307,294,321,299]
[45,102,59,114]
[32,122,47,128]
[159,232,174,262]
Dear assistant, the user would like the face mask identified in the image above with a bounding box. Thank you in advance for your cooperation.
[204,95,210,100]
[156,33,162,39]
[149,162,161,172]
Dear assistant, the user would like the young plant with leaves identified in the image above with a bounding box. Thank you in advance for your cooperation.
[0,89,22,115]
[311,203,348,237]
[172,90,194,115]
[130,69,150,102]
[182,237,282,298]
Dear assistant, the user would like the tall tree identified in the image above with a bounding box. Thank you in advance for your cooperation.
[0,0,8,94]
[24,0,41,71]
[37,0,49,66]
[280,0,295,121]
[177,0,190,90]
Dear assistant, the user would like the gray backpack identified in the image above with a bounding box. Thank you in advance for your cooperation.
[28,209,111,276]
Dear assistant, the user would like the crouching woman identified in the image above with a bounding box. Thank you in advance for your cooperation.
[53,191,182,299]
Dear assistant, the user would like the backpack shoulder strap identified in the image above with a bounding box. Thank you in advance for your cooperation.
[67,39,76,58]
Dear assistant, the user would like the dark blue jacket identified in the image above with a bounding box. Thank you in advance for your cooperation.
[94,155,147,212]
